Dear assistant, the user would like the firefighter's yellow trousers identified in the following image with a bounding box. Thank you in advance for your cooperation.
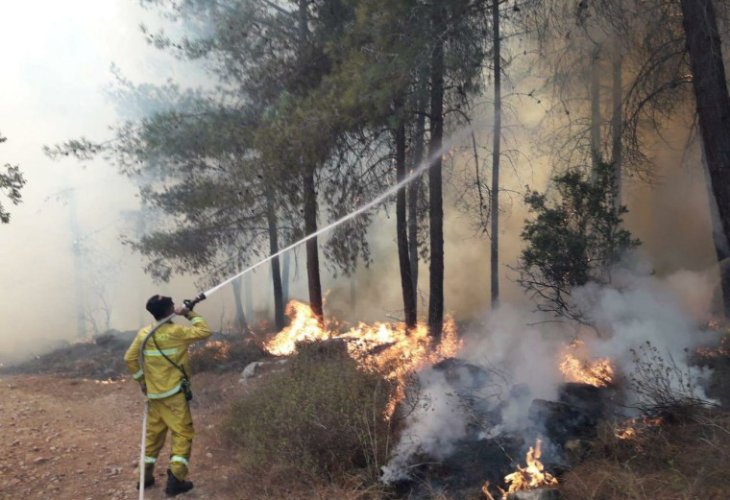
[142,391,194,480]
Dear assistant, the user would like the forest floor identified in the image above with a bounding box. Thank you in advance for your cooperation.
[2,337,729,500]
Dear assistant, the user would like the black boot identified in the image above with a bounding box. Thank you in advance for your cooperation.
[136,466,155,489]
[165,469,194,497]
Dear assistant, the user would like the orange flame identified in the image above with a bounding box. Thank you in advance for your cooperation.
[559,340,614,387]
[614,425,637,440]
[614,416,663,440]
[500,438,558,497]
[264,300,462,417]
[264,301,331,356]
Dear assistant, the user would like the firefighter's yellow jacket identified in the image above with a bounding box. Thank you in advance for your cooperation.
[124,312,211,399]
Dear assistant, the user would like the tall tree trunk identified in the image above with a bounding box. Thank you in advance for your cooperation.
[681,0,730,317]
[610,44,623,214]
[282,250,290,306]
[303,167,324,322]
[428,3,446,341]
[590,46,602,177]
[490,0,501,309]
[409,71,428,311]
[395,121,417,328]
[231,279,249,334]
[701,145,730,316]
[265,186,286,330]
[297,0,322,323]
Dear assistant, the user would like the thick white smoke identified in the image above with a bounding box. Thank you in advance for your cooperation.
[574,260,717,404]
[381,261,720,482]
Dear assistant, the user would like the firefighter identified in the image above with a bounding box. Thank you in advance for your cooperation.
[124,294,212,496]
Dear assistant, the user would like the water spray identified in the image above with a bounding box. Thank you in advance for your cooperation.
[201,123,479,299]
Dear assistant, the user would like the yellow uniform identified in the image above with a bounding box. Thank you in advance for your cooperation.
[124,312,211,481]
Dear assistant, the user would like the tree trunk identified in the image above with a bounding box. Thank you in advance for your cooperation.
[590,46,602,177]
[701,146,730,316]
[409,71,428,311]
[490,0,501,309]
[231,279,249,334]
[428,3,446,341]
[303,167,324,322]
[610,44,623,214]
[266,186,286,330]
[297,0,322,323]
[681,0,730,317]
[395,121,417,328]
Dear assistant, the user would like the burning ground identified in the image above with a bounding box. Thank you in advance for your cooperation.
[249,266,730,498]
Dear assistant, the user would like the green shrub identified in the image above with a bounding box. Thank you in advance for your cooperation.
[225,340,396,482]
[517,162,640,322]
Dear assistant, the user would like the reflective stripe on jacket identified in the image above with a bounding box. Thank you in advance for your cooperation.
[124,313,212,399]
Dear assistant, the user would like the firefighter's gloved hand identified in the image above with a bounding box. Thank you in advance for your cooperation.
[139,382,147,395]
[174,306,191,317]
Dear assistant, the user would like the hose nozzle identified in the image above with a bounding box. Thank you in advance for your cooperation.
[183,293,207,311]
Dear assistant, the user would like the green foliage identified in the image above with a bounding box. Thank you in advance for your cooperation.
[517,163,640,320]
[225,340,395,481]
[47,0,491,284]
[0,134,25,224]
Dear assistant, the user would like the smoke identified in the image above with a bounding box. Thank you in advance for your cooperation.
[0,1,226,360]
[381,259,719,481]
[573,259,718,403]
[381,367,469,483]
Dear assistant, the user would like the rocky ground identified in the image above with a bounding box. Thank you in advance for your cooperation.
[0,372,246,499]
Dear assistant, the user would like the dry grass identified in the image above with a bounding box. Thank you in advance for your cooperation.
[560,410,730,499]
[224,340,397,489]
[215,463,392,499]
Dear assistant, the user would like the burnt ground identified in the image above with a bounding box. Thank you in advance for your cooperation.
[0,330,267,381]
[1,332,135,380]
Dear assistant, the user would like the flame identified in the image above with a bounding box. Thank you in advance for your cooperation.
[559,340,614,387]
[614,416,663,440]
[500,438,558,497]
[264,300,462,417]
[264,301,331,356]
[614,425,637,440]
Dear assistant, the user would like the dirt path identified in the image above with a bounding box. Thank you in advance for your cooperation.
[0,372,246,499]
